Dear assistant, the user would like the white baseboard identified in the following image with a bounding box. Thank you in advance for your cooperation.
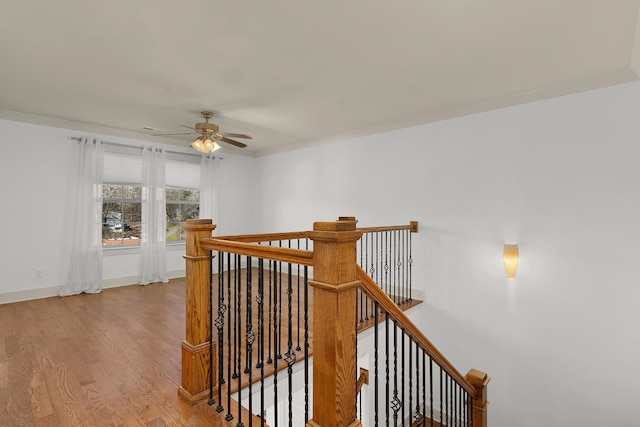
[0,269,186,305]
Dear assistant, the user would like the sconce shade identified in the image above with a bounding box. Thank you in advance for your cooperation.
[503,244,519,279]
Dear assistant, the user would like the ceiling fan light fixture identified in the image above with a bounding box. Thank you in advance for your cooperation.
[203,137,221,153]
[191,136,221,153]
[191,137,207,153]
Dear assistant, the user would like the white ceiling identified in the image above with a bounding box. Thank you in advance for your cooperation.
[2,0,640,156]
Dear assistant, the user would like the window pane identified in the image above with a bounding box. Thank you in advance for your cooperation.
[122,202,142,243]
[122,185,142,199]
[180,189,200,202]
[103,184,122,198]
[166,203,180,222]
[103,201,123,244]
[166,189,180,201]
[166,222,180,242]
[181,203,199,221]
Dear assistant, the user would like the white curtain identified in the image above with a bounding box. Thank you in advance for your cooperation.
[139,147,168,284]
[200,154,220,223]
[59,138,104,296]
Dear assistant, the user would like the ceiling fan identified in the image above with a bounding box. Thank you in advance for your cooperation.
[155,111,252,153]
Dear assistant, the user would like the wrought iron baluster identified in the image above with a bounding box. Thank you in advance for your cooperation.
[232,254,239,379]
[408,334,413,426]
[304,265,310,424]
[285,262,296,427]
[244,257,252,374]
[267,249,273,365]
[296,239,302,352]
[409,228,414,302]
[258,258,265,427]
[226,253,233,422]
[401,329,406,425]
[391,322,401,426]
[277,254,283,361]
[413,341,421,425]
[245,257,255,427]
[215,253,226,412]
[235,256,245,427]
[429,357,434,427]
[374,303,379,427]
[384,231,389,297]
[272,259,279,424]
[385,314,390,426]
[208,251,214,405]
[439,367,443,426]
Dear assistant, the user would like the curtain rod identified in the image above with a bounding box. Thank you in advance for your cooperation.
[67,136,207,158]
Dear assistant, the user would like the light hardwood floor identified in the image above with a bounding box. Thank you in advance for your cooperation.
[0,279,232,427]
[0,274,419,426]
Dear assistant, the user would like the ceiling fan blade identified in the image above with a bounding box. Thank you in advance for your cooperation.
[181,125,197,131]
[220,132,253,139]
[218,136,248,148]
[152,132,197,136]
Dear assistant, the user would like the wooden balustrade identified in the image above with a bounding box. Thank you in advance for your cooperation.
[179,219,217,404]
[306,217,363,427]
[181,217,489,426]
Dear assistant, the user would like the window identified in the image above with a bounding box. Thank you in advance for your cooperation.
[102,184,142,246]
[101,147,201,247]
[166,188,200,242]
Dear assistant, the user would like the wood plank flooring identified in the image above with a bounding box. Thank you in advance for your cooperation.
[0,279,234,427]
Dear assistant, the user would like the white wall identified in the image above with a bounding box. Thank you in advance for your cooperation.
[0,119,256,300]
[253,82,640,426]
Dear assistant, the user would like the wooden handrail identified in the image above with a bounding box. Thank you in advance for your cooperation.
[356,220,418,234]
[213,231,309,243]
[356,265,478,398]
[200,237,313,266]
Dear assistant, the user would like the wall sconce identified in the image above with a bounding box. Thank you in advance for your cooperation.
[503,244,519,279]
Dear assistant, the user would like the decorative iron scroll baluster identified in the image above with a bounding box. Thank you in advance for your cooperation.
[285,262,296,427]
[226,253,233,422]
[385,314,390,426]
[234,257,245,427]
[237,254,243,382]
[244,257,252,375]
[392,322,400,425]
[401,329,406,425]
[215,253,225,412]
[208,251,214,405]
[232,254,239,380]
[246,257,255,427]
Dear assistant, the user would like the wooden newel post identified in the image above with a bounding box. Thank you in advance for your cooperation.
[179,218,217,405]
[307,217,364,427]
[466,369,490,427]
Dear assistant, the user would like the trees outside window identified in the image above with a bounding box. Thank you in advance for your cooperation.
[102,184,142,246]
[166,188,200,242]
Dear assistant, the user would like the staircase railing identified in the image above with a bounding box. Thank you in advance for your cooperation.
[357,266,489,426]
[179,217,489,426]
